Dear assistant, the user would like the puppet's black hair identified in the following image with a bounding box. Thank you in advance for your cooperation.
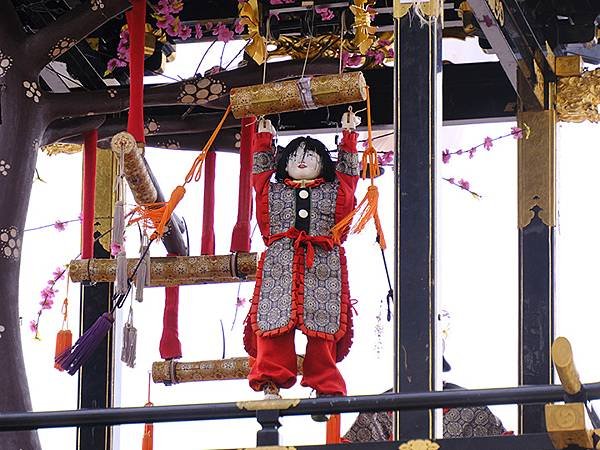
[275,136,335,182]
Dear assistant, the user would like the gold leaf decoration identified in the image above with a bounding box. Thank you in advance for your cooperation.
[556,68,600,123]
[239,0,266,65]
[398,439,440,450]
[350,0,378,54]
[41,143,83,156]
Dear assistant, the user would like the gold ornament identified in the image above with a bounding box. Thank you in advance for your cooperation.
[239,0,267,65]
[41,143,83,156]
[556,68,600,123]
[393,0,442,20]
[399,439,440,450]
[350,0,377,54]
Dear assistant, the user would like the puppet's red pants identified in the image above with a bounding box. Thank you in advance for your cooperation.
[248,331,346,395]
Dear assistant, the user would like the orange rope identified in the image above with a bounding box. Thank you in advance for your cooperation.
[130,105,232,239]
[331,87,386,249]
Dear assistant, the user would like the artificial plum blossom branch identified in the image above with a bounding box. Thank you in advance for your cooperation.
[442,177,482,199]
[441,125,530,164]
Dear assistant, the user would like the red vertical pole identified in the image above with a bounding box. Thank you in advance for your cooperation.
[230,117,256,253]
[201,150,216,255]
[82,130,97,259]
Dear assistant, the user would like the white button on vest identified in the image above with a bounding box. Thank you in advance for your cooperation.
[298,209,309,219]
[299,189,309,199]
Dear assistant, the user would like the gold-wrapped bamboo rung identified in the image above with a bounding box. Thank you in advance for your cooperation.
[230,72,367,119]
[152,355,305,384]
[69,253,257,287]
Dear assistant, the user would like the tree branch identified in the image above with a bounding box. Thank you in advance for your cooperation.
[0,0,26,43]
[45,58,339,121]
[27,0,131,72]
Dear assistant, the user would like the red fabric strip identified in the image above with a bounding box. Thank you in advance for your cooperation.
[81,129,97,259]
[201,151,216,255]
[126,0,146,143]
[159,253,182,359]
[230,117,256,252]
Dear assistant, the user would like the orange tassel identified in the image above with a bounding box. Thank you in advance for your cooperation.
[142,420,153,450]
[331,86,386,249]
[142,372,154,450]
[155,185,186,237]
[54,329,72,371]
[326,414,341,444]
[54,297,72,371]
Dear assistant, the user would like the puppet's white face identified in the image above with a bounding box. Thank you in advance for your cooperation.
[286,144,322,180]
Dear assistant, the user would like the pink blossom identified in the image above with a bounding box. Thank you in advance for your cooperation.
[213,23,234,43]
[315,6,334,21]
[442,149,451,164]
[386,48,395,58]
[236,297,246,307]
[29,320,38,333]
[194,24,203,39]
[482,14,494,27]
[511,127,523,139]
[78,212,83,221]
[341,51,363,68]
[366,49,385,65]
[40,286,56,301]
[178,24,192,40]
[379,39,392,46]
[468,148,476,159]
[110,242,122,256]
[458,179,470,190]
[40,298,54,310]
[377,151,394,166]
[204,22,214,31]
[54,220,66,232]
[52,267,65,281]
[234,19,245,34]
[456,149,463,155]
[483,137,493,150]
[447,177,455,184]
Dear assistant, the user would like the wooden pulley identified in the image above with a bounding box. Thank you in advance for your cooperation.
[230,72,367,119]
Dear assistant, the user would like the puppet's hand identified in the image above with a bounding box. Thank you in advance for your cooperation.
[258,117,276,135]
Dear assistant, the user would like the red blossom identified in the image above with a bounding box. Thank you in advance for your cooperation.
[315,6,335,21]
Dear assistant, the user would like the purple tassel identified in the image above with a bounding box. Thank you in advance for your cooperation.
[55,312,115,375]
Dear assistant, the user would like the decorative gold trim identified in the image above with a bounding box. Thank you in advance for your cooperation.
[267,32,393,68]
[41,142,83,155]
[236,398,300,411]
[239,0,266,65]
[545,403,593,449]
[556,68,600,123]
[517,110,556,228]
[94,149,118,251]
[350,0,378,53]
[399,439,440,450]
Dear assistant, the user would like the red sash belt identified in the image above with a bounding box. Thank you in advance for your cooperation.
[268,227,334,268]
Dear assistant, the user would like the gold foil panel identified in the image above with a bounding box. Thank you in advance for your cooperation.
[230,72,367,119]
[545,403,593,449]
[69,253,257,287]
[518,110,556,228]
